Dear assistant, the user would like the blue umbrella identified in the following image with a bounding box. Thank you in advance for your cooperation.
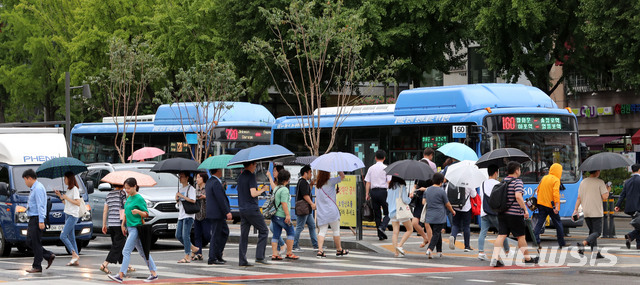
[227,144,294,166]
[437,142,478,161]
[36,157,88,179]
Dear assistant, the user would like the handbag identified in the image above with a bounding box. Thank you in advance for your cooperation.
[395,187,413,220]
[181,186,201,214]
[362,199,374,222]
[262,186,284,219]
[419,201,427,223]
[295,199,311,216]
[470,193,481,216]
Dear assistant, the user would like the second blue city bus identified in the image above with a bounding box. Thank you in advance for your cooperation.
[272,83,583,228]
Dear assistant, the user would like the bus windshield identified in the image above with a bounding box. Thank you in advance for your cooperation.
[485,114,580,184]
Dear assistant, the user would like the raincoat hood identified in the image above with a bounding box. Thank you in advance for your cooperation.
[549,163,563,179]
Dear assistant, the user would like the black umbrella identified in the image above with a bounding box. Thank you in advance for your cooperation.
[151,158,199,173]
[384,159,435,180]
[274,155,318,165]
[579,152,634,172]
[476,148,532,168]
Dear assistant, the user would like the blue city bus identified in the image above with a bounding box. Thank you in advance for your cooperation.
[71,102,276,220]
[272,84,583,228]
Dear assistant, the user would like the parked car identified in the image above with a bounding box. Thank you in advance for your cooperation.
[81,162,179,245]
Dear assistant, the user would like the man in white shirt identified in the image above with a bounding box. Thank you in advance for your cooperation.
[365,149,391,240]
[477,165,509,260]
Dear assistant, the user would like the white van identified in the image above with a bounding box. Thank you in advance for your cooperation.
[0,128,93,256]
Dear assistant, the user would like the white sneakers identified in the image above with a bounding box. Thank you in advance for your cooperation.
[449,236,456,250]
[478,253,488,261]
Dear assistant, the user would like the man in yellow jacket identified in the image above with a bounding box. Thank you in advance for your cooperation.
[533,163,567,247]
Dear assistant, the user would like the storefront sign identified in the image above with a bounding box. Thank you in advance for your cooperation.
[571,106,615,118]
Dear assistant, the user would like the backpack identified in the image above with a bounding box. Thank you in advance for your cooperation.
[481,182,497,216]
[446,183,467,210]
[262,186,284,219]
[488,179,514,213]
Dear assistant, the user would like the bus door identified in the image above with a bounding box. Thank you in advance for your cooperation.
[353,140,379,175]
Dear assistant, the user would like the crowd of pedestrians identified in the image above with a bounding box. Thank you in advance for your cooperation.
[20,144,640,282]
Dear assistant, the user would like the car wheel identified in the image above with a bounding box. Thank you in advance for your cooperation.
[0,227,12,257]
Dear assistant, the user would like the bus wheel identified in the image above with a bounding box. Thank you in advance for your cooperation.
[0,227,11,257]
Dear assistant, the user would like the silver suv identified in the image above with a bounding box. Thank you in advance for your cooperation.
[81,162,179,244]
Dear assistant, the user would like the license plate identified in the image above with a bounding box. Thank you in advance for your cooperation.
[48,225,64,231]
[167,223,177,230]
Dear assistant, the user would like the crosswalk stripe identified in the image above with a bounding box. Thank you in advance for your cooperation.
[467,279,495,283]
[372,259,463,268]
[154,261,274,276]
[314,262,403,270]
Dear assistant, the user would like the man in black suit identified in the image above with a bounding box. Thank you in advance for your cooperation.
[206,169,232,264]
[616,164,640,249]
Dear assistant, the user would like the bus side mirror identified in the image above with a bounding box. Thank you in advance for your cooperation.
[0,182,10,196]
[85,181,94,194]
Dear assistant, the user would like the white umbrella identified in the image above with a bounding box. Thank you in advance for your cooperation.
[310,152,365,172]
[444,160,488,189]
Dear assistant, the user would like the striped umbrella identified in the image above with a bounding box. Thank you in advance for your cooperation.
[36,157,88,179]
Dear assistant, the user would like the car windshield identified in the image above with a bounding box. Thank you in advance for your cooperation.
[12,166,86,194]
[488,132,580,183]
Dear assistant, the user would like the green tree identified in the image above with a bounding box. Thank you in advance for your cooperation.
[464,0,591,94]
[579,0,640,88]
[246,0,386,156]
[158,60,245,163]
[362,0,470,87]
[90,38,164,163]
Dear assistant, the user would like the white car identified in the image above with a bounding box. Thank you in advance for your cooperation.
[81,162,180,245]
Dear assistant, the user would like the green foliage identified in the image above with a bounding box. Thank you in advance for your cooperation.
[596,168,631,195]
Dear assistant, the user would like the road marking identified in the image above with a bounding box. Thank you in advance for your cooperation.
[586,269,620,273]
[467,279,495,283]
[429,276,453,279]
[154,261,275,276]
[121,265,560,284]
[317,262,404,270]
[372,259,463,268]
[506,283,536,285]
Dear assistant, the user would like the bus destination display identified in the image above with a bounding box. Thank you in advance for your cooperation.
[422,136,448,148]
[218,128,271,142]
[500,116,562,131]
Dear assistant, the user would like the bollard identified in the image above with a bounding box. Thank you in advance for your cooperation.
[609,198,616,237]
[602,200,610,238]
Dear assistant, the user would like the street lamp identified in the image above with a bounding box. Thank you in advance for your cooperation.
[65,71,91,153]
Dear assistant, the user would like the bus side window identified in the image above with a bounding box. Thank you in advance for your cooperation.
[0,166,9,201]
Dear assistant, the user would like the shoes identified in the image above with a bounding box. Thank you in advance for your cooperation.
[449,236,456,250]
[490,259,505,267]
[239,262,254,267]
[208,260,225,265]
[271,255,284,261]
[108,274,124,283]
[143,275,158,282]
[378,229,388,240]
[317,251,326,258]
[285,254,300,260]
[524,256,539,264]
[46,254,56,269]
[292,248,304,253]
[437,252,443,258]
[595,252,605,259]
[426,249,432,259]
[336,249,349,256]
[464,247,473,252]
[396,247,405,256]
[625,234,631,249]
[255,259,271,265]
[279,247,287,256]
[577,242,585,256]
[478,253,488,261]
[218,257,226,263]
[25,268,42,273]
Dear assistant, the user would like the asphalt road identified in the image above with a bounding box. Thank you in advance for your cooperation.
[0,219,639,284]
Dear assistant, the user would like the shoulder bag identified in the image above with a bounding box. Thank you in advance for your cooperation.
[182,186,201,214]
[395,187,413,220]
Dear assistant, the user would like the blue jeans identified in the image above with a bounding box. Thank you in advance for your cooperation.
[478,215,509,252]
[293,214,318,249]
[176,218,195,255]
[120,227,157,274]
[269,223,285,249]
[534,205,566,246]
[271,216,295,243]
[193,219,211,255]
[451,210,472,249]
[60,215,78,254]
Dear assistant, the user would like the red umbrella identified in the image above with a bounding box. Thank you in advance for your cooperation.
[128,147,165,161]
[101,171,157,187]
